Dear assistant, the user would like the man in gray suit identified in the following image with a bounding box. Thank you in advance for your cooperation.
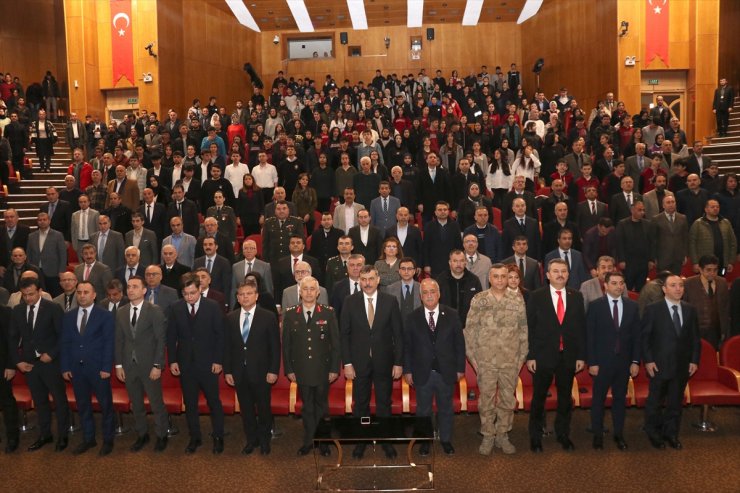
[114,276,169,452]
[53,271,79,312]
[74,244,113,300]
[580,255,615,309]
[71,195,100,259]
[386,257,422,321]
[651,194,689,276]
[643,174,673,220]
[624,143,649,187]
[231,239,273,309]
[98,278,127,313]
[161,216,196,268]
[281,260,328,310]
[27,212,67,297]
[143,265,179,311]
[369,182,401,232]
[125,213,159,268]
[332,187,365,234]
[89,215,125,272]
[463,234,493,289]
[501,236,542,291]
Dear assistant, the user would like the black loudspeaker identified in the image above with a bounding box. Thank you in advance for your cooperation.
[340,32,348,45]
[532,58,545,74]
[426,28,435,40]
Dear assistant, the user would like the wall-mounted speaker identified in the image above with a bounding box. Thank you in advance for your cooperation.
[340,32,348,45]
[426,28,435,41]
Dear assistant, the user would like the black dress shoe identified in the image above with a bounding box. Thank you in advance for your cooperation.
[297,444,313,456]
[184,438,202,454]
[28,435,54,452]
[55,437,68,452]
[130,433,150,452]
[73,440,98,455]
[319,443,331,457]
[664,436,682,450]
[5,439,19,454]
[154,436,168,452]
[440,442,455,455]
[352,443,366,459]
[613,435,628,451]
[260,443,271,455]
[212,437,224,455]
[382,443,397,459]
[530,438,543,453]
[648,435,665,449]
[419,442,430,456]
[557,436,575,451]
[592,435,604,450]
[98,441,114,457]
[241,442,257,455]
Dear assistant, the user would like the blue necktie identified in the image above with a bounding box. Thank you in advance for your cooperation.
[242,312,251,343]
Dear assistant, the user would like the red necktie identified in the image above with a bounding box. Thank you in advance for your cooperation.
[556,290,565,350]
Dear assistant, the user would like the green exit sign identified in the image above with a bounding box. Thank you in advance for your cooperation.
[127,97,138,104]
[648,79,659,85]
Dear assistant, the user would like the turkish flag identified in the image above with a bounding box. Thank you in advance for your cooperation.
[110,0,134,86]
[645,0,669,66]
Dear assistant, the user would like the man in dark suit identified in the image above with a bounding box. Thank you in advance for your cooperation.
[642,274,701,450]
[576,185,609,234]
[193,237,232,307]
[88,215,125,272]
[542,202,581,254]
[9,277,69,452]
[0,302,19,452]
[423,202,463,277]
[160,245,191,294]
[115,246,147,285]
[340,265,403,459]
[712,77,735,136]
[0,208,30,272]
[329,254,364,318]
[501,176,537,221]
[2,247,42,294]
[501,197,541,260]
[224,279,280,455]
[60,281,116,456]
[166,273,225,454]
[194,268,227,313]
[615,200,653,292]
[26,212,67,297]
[166,184,200,238]
[40,187,73,242]
[98,278,127,313]
[114,276,169,452]
[385,207,424,267]
[309,212,343,273]
[195,216,236,265]
[139,188,168,243]
[609,176,642,225]
[74,244,113,299]
[348,210,384,266]
[387,257,422,320]
[586,271,641,450]
[283,276,340,456]
[101,192,132,236]
[144,265,179,311]
[502,236,542,291]
[403,278,465,456]
[124,214,159,268]
[463,206,503,262]
[436,250,482,326]
[543,229,588,289]
[526,258,586,453]
[417,152,452,224]
[676,173,709,225]
[650,195,689,276]
[273,234,322,297]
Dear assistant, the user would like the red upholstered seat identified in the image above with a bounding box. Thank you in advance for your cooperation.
[11,370,34,411]
[689,339,740,406]
[631,362,690,407]
[491,207,502,231]
[197,372,235,415]
[574,367,617,408]
[271,359,292,415]
[367,379,404,415]
[461,360,478,413]
[328,372,352,415]
[517,364,560,411]
[157,367,184,414]
[719,335,740,388]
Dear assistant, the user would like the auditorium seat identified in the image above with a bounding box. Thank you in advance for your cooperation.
[148,366,182,436]
[517,364,560,411]
[65,374,132,435]
[491,207,502,231]
[197,373,235,415]
[631,363,689,407]
[271,359,292,415]
[719,335,740,387]
[725,262,740,283]
[313,210,322,231]
[627,290,639,301]
[688,339,740,432]
[574,367,617,408]
[461,360,478,413]
[368,379,404,415]
[11,371,35,432]
[327,372,352,415]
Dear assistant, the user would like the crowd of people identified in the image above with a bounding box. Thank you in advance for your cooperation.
[0,66,738,460]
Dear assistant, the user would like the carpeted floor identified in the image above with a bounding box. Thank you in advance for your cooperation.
[2,406,739,492]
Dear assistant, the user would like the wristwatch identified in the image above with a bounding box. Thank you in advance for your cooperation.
[153,364,161,370]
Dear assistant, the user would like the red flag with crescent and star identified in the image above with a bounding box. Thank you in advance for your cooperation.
[645,0,669,66]
[110,0,134,86]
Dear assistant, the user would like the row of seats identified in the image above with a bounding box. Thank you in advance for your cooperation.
[11,338,740,428]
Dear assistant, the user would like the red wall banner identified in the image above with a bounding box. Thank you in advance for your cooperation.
[645,0,669,66]
[110,0,134,86]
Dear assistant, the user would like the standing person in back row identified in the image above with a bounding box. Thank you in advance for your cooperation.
[712,77,735,137]
[526,258,586,453]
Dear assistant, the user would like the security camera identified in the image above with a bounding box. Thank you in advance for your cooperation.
[384,36,390,49]
[273,35,280,45]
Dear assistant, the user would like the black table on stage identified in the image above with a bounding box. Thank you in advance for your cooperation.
[313,416,435,491]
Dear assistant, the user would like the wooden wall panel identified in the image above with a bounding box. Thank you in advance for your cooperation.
[0,0,66,92]
[259,22,521,89]
[520,0,618,110]
[718,0,740,88]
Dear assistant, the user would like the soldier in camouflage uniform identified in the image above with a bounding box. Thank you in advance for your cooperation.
[282,276,340,456]
[261,200,304,263]
[465,263,528,456]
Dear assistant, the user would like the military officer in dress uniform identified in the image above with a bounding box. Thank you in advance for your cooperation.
[324,235,354,296]
[283,276,340,456]
[261,200,304,263]
[465,263,529,456]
